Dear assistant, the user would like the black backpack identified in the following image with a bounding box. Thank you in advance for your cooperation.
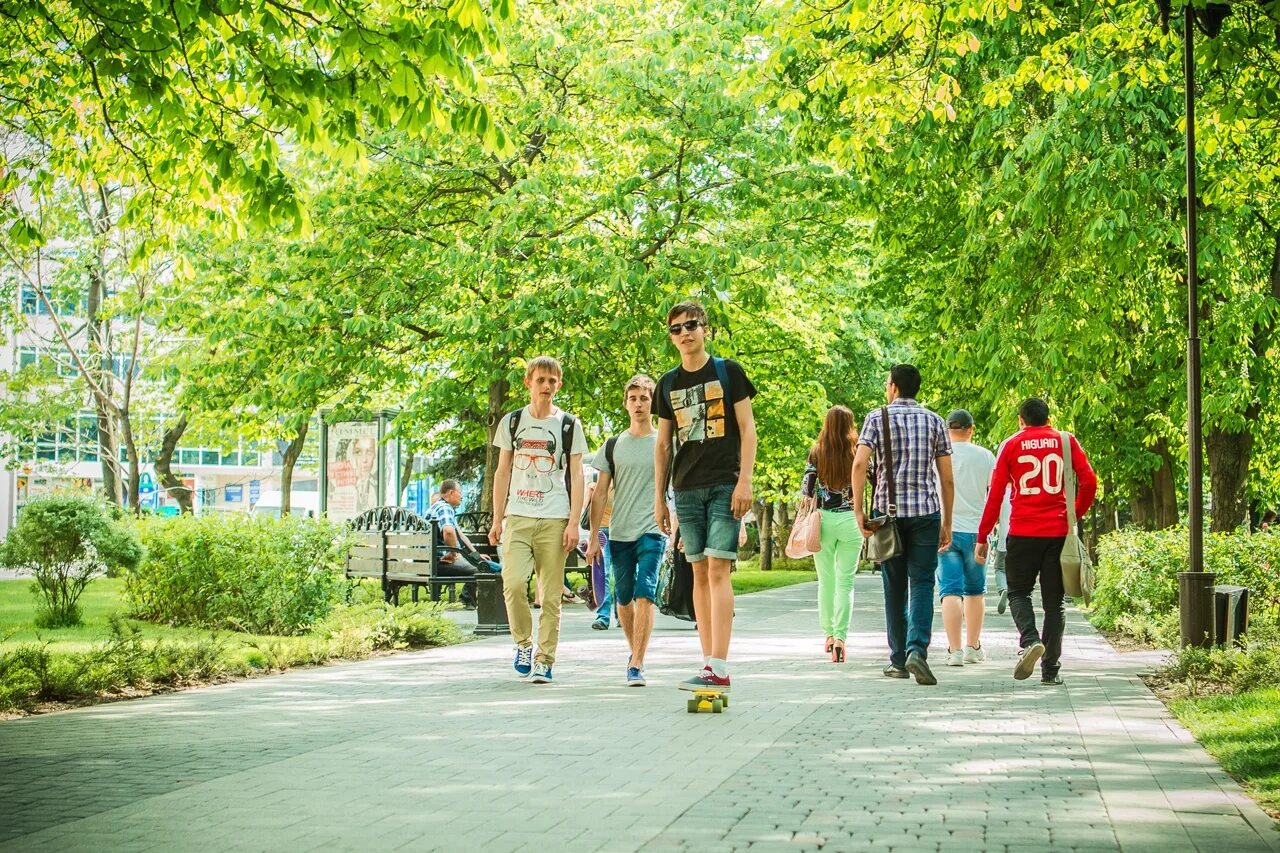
[507,408,578,490]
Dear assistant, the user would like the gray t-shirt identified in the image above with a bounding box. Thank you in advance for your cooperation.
[596,430,662,542]
[493,406,587,520]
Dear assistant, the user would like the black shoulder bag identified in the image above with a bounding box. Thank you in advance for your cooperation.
[859,406,903,562]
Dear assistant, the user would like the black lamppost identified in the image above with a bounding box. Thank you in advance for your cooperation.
[1159,0,1231,647]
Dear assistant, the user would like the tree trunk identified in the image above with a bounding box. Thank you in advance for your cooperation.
[280,419,310,516]
[759,500,773,571]
[122,418,141,512]
[155,414,192,513]
[1130,442,1179,530]
[1206,426,1251,532]
[1129,487,1154,530]
[482,377,510,513]
[85,221,120,505]
[400,451,417,502]
[1152,442,1179,529]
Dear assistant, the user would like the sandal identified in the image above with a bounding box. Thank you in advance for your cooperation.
[824,636,834,655]
[562,590,579,604]
[831,639,846,664]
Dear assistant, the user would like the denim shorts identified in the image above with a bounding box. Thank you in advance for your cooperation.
[673,483,738,562]
[937,531,986,598]
[608,533,665,605]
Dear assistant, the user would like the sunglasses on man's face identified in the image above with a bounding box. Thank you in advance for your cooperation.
[668,319,703,335]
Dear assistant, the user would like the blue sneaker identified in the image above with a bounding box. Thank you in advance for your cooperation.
[626,667,646,687]
[530,661,553,684]
[513,644,533,677]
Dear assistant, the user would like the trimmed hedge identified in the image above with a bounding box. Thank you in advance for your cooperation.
[125,514,351,635]
[1093,527,1280,631]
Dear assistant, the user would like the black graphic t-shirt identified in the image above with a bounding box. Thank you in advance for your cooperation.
[656,357,757,491]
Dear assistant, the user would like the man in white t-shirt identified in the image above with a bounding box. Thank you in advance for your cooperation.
[489,356,587,684]
[936,410,996,666]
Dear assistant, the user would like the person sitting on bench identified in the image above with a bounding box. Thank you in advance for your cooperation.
[428,480,499,606]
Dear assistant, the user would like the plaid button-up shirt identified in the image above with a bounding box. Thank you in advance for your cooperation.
[858,399,952,518]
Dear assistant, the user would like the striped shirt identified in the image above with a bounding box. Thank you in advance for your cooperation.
[857,399,952,518]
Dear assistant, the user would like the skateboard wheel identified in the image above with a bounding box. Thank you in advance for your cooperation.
[711,699,723,713]
[721,695,729,708]
[687,699,698,713]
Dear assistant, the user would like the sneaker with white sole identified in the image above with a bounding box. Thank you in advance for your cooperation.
[513,644,533,678]
[946,648,964,667]
[678,667,730,693]
[1014,642,1045,681]
[997,589,1008,614]
[963,644,985,664]
[626,667,647,686]
[529,661,553,684]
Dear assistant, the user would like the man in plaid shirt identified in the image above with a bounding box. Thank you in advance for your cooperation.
[851,364,955,686]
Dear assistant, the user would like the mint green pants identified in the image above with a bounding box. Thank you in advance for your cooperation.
[814,509,863,640]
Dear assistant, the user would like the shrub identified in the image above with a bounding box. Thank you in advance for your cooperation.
[126,514,350,635]
[0,496,143,627]
[1093,526,1280,633]
[1161,623,1280,696]
[314,601,463,657]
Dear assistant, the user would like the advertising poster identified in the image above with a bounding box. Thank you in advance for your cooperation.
[326,421,379,523]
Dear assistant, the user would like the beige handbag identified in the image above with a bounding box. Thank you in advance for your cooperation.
[1059,431,1093,604]
[785,498,822,559]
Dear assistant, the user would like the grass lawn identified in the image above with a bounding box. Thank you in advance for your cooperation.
[731,556,819,595]
[0,578,308,658]
[1171,688,1280,815]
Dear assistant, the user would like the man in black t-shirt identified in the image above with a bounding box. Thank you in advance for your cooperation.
[655,300,758,694]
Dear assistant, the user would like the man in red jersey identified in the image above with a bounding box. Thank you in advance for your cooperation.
[976,398,1097,686]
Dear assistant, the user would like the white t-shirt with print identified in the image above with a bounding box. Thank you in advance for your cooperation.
[493,406,588,520]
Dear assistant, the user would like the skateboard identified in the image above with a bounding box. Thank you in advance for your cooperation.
[686,689,729,714]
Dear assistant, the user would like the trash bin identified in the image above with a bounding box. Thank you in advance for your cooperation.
[474,573,509,636]
[1213,585,1249,647]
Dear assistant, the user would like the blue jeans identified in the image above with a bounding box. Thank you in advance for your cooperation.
[880,513,941,667]
[673,483,738,562]
[937,531,985,598]
[609,533,665,605]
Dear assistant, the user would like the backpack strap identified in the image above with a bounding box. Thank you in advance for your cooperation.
[711,357,738,437]
[658,368,679,449]
[604,436,619,474]
[507,409,522,447]
[560,413,577,489]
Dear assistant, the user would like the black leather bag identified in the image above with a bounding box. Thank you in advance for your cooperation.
[859,406,903,562]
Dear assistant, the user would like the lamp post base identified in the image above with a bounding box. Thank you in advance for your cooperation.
[1179,571,1216,648]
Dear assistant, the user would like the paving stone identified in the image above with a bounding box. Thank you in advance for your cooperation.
[1,579,1278,852]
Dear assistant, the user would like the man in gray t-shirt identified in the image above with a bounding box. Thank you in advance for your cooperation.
[587,375,665,687]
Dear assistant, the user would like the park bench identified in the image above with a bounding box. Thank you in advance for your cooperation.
[345,507,509,635]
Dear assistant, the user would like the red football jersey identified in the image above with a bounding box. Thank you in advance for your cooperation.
[978,426,1098,540]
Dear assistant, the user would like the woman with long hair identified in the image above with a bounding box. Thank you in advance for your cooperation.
[801,405,864,662]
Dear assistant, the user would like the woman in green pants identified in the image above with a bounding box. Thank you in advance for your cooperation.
[801,406,864,663]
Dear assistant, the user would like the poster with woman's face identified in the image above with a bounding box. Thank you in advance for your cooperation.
[327,421,379,522]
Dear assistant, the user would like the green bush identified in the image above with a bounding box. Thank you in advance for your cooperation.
[1162,623,1280,696]
[315,601,463,657]
[1093,526,1280,632]
[126,514,350,635]
[0,496,143,627]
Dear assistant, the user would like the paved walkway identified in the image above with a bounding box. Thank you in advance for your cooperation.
[2,576,1277,853]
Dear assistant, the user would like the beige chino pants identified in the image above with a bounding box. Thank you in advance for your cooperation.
[501,515,569,665]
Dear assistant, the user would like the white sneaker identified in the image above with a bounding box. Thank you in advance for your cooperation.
[963,644,985,664]
[946,648,964,667]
